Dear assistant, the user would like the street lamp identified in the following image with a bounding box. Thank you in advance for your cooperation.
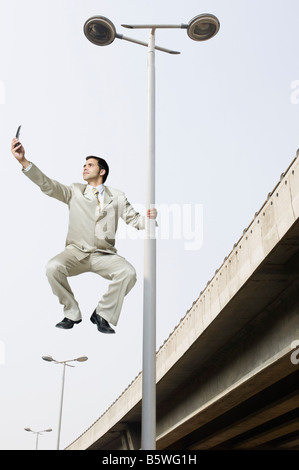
[42,355,88,450]
[84,16,179,53]
[83,14,220,46]
[24,427,52,450]
[84,14,220,450]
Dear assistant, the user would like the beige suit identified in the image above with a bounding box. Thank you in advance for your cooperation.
[23,163,145,326]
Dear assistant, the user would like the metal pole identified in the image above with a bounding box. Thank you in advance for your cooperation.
[118,33,179,54]
[35,432,39,450]
[57,362,66,450]
[142,28,156,450]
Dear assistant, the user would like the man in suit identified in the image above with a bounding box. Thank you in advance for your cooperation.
[11,137,157,334]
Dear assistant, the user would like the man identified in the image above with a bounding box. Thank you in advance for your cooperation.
[11,136,157,334]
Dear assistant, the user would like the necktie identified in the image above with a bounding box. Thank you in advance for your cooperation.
[92,188,101,209]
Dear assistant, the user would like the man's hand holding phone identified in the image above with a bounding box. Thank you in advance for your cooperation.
[11,125,30,169]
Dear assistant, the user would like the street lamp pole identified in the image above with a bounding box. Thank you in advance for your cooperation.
[57,361,66,450]
[42,355,88,450]
[35,432,40,450]
[142,27,157,449]
[83,14,220,450]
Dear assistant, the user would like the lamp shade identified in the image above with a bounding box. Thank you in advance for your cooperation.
[76,356,88,362]
[42,355,54,362]
[84,16,117,46]
[187,14,220,41]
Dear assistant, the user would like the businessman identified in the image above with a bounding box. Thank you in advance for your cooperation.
[11,137,157,334]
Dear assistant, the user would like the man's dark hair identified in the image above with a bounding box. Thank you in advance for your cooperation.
[86,156,109,183]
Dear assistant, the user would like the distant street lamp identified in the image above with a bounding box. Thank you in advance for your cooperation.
[84,13,220,450]
[42,355,88,450]
[24,427,52,450]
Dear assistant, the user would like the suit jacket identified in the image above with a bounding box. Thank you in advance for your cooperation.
[23,163,145,259]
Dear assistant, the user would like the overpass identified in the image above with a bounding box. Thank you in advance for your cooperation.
[66,152,299,450]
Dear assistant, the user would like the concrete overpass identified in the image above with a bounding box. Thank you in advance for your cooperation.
[66,152,299,450]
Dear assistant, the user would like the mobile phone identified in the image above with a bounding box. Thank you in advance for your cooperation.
[16,125,21,139]
[14,125,21,148]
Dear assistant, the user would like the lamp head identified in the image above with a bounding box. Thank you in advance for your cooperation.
[76,356,88,362]
[84,16,117,46]
[187,14,220,41]
[42,355,54,362]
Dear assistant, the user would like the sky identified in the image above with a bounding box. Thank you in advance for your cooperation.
[1,0,299,450]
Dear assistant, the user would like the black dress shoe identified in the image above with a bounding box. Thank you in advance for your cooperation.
[90,310,115,334]
[55,318,82,329]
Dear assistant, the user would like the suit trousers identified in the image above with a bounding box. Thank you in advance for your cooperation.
[45,248,137,326]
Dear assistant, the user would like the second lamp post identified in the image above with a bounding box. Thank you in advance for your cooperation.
[42,355,88,450]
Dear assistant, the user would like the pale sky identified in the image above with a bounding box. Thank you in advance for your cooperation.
[1,0,299,450]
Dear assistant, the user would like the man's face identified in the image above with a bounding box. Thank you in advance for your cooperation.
[83,158,101,182]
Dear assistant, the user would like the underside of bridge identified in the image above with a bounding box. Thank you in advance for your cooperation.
[85,219,299,451]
